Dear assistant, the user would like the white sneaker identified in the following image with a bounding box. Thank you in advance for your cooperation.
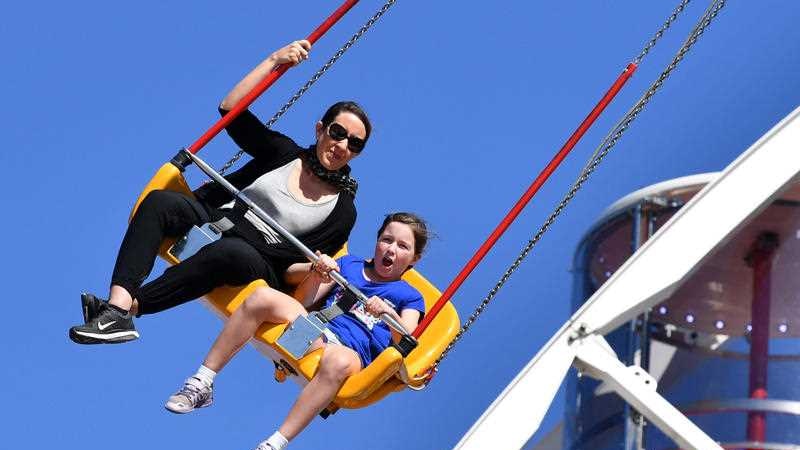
[165,377,213,414]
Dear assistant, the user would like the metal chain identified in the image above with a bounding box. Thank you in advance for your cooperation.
[634,0,692,65]
[426,0,726,376]
[583,0,725,173]
[218,0,398,175]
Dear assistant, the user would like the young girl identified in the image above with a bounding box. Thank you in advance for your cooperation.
[165,212,431,450]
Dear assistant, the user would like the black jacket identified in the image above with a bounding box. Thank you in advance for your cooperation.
[194,108,357,272]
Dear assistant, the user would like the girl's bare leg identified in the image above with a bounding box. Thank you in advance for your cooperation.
[203,287,307,372]
[278,344,362,440]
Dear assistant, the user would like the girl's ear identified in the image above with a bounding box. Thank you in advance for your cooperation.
[411,253,421,266]
[315,121,324,138]
[403,255,422,273]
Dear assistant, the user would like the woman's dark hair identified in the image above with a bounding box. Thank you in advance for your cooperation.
[377,212,430,256]
[320,101,372,143]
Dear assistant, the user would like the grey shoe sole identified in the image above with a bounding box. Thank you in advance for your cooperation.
[165,396,213,414]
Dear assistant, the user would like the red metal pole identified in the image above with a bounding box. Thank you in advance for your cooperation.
[745,232,779,449]
[414,63,638,338]
[186,0,361,154]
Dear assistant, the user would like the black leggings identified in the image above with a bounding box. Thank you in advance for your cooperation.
[111,190,278,315]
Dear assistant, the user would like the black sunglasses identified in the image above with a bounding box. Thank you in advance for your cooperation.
[326,122,366,153]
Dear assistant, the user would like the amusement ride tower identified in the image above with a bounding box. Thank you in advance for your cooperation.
[567,174,800,449]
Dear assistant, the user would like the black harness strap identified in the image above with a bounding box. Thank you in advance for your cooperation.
[316,289,360,323]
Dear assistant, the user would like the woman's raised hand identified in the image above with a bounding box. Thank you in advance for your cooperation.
[221,39,312,109]
[310,251,338,282]
[270,40,311,67]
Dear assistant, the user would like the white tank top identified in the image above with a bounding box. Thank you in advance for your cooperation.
[221,159,338,244]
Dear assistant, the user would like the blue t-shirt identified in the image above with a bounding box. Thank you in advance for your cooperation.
[323,255,425,367]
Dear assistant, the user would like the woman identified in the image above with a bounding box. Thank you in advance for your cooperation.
[164,213,430,450]
[69,39,370,344]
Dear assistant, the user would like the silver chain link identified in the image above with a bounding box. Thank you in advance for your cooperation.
[218,0,397,175]
[634,0,692,65]
[426,0,726,376]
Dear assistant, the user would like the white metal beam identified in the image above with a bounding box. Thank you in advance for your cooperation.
[455,106,800,450]
[453,331,576,450]
[577,106,800,335]
[573,335,722,450]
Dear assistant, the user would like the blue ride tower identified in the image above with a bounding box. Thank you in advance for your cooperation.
[565,174,800,450]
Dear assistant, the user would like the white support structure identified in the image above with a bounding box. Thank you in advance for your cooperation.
[573,335,720,450]
[455,105,800,450]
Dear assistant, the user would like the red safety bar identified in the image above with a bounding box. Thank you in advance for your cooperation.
[414,62,638,338]
[186,0,361,154]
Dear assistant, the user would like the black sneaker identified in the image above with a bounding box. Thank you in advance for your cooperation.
[80,292,106,323]
[69,306,139,345]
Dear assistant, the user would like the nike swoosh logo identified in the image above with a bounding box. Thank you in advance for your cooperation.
[98,321,117,330]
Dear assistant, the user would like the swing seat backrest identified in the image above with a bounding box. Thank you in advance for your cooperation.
[132,163,460,409]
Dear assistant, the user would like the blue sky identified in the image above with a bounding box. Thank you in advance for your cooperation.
[4,1,800,449]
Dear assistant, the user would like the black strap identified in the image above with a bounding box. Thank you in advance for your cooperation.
[208,217,234,234]
[316,288,360,323]
[316,288,419,357]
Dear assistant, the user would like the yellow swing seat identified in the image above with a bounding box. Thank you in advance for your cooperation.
[131,163,460,410]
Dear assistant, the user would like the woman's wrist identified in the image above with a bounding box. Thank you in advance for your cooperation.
[265,53,279,66]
